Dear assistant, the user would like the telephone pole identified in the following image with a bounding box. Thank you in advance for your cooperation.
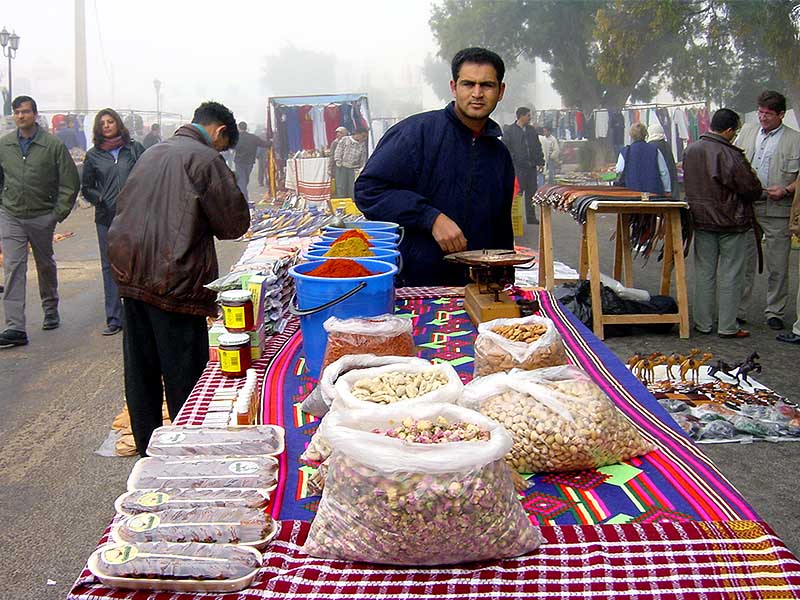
[74,0,88,110]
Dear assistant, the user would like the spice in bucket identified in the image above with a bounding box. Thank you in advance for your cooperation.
[324,237,374,257]
[334,229,372,244]
[305,259,376,278]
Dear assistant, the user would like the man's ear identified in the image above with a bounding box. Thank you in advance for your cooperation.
[449,79,457,98]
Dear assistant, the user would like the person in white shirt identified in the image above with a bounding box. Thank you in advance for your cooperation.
[538,126,559,184]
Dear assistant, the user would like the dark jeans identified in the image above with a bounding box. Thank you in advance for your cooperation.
[235,161,254,201]
[257,155,266,186]
[334,166,355,199]
[122,298,209,456]
[516,167,539,223]
[96,222,122,328]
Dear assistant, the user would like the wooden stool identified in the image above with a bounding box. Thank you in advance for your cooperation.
[538,201,690,340]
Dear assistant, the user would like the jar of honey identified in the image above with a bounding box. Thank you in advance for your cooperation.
[219,290,255,332]
[218,332,252,378]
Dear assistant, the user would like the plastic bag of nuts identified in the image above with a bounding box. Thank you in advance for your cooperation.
[333,361,463,412]
[462,366,654,473]
[303,403,543,565]
[320,315,415,373]
[473,315,568,377]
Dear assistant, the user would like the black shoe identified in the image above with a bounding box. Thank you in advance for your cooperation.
[736,317,747,327]
[0,329,28,348]
[718,329,750,339]
[777,332,800,345]
[767,317,784,331]
[42,313,60,330]
[694,326,712,335]
[102,324,122,336]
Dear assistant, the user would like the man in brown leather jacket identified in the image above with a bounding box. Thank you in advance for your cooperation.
[108,101,250,456]
[683,108,762,339]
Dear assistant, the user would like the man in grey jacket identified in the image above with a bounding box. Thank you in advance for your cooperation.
[735,90,800,331]
[0,96,79,348]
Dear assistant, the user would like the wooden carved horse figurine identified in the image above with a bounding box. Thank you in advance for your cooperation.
[679,352,714,384]
[736,352,762,384]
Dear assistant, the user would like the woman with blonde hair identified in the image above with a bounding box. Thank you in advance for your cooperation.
[615,121,671,195]
[81,109,145,335]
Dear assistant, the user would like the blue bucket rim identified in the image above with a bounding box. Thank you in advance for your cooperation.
[290,258,399,281]
[304,247,400,257]
[324,221,399,230]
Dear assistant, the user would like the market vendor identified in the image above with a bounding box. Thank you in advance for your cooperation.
[355,47,514,286]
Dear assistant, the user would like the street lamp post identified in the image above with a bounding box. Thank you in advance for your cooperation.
[0,28,21,106]
[153,78,161,129]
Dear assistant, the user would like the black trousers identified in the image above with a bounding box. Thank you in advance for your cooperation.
[122,298,209,456]
[516,167,539,223]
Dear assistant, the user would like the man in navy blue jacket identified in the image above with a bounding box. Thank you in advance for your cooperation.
[355,47,515,286]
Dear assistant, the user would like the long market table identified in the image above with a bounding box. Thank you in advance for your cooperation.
[67,287,800,599]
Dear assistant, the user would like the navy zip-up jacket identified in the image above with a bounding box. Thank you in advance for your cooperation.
[355,102,515,286]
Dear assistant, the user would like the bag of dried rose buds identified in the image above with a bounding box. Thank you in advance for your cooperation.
[462,366,654,474]
[333,361,463,412]
[303,403,543,565]
[321,314,415,373]
[474,315,569,377]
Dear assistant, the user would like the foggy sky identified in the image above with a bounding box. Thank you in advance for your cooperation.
[1,0,443,125]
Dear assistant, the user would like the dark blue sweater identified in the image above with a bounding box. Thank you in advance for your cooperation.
[355,102,515,286]
[622,141,664,195]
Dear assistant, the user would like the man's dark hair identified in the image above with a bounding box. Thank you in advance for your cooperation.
[516,107,531,119]
[192,101,239,148]
[757,90,786,114]
[238,121,248,131]
[92,108,131,147]
[354,127,369,135]
[451,47,505,83]
[710,108,740,133]
[12,95,37,113]
[151,123,160,131]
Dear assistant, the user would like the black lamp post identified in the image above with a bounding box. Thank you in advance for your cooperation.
[153,78,162,129]
[0,28,20,102]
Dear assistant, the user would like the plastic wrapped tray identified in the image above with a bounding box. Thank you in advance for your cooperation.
[112,507,278,549]
[146,425,285,457]
[127,456,278,491]
[88,541,262,593]
[115,488,271,516]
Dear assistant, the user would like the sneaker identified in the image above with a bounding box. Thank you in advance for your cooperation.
[102,324,123,336]
[767,317,784,330]
[776,332,800,345]
[0,329,28,348]
[42,313,60,330]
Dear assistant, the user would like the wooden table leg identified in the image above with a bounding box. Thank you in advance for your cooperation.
[539,205,555,289]
[579,224,589,279]
[619,214,634,287]
[661,215,674,296]
[613,214,623,282]
[667,209,690,338]
[586,211,605,339]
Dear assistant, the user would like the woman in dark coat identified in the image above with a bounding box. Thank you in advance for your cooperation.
[81,109,145,335]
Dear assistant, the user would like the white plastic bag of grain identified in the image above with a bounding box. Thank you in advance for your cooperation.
[473,315,568,377]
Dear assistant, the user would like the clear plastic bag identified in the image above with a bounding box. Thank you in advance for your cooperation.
[461,366,654,473]
[473,315,569,376]
[321,314,415,372]
[303,403,542,565]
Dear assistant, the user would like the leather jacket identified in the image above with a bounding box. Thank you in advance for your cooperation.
[107,125,250,316]
[683,132,762,232]
[81,141,145,226]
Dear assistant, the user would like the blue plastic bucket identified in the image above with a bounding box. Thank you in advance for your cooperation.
[321,230,399,243]
[310,239,397,251]
[303,246,402,269]
[325,220,399,233]
[289,259,398,379]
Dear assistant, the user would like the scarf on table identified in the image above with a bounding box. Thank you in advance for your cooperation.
[99,136,124,152]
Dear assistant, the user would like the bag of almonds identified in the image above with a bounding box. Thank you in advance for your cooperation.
[321,314,415,373]
[461,365,654,474]
[333,361,463,412]
[303,402,543,565]
[473,315,568,377]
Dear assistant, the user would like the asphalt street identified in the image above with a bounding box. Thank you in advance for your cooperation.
[0,194,798,600]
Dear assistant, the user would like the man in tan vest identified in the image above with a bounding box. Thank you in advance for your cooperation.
[735,90,800,331]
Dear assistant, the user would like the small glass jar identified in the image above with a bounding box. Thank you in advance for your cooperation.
[218,332,252,378]
[219,290,255,332]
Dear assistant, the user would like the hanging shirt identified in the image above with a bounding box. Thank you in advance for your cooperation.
[595,110,609,138]
[285,106,302,154]
[324,104,341,145]
[753,124,785,186]
[298,105,315,151]
[311,106,327,150]
[340,103,356,133]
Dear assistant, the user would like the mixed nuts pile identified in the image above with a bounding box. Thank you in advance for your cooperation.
[350,369,449,404]
[380,416,490,444]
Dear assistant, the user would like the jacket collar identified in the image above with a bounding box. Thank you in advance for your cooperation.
[175,124,212,147]
[445,101,503,138]
[700,131,740,149]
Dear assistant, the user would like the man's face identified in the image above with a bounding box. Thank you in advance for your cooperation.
[354,132,368,143]
[13,101,37,131]
[449,62,505,125]
[757,105,784,133]
[519,112,531,126]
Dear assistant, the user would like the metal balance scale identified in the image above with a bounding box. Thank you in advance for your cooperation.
[445,249,535,324]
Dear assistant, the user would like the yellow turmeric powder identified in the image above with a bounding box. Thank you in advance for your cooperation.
[323,237,375,257]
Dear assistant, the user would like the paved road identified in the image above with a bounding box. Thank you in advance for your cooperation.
[0,197,798,600]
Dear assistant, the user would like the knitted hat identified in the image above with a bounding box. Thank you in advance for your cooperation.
[647,123,666,142]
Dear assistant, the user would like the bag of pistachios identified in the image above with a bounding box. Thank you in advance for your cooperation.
[303,403,542,565]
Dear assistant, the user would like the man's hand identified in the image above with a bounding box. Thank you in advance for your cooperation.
[432,213,467,255]
[765,185,788,201]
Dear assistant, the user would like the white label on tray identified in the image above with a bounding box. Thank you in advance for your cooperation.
[127,513,161,532]
[157,431,187,444]
[228,460,260,475]
[137,491,170,507]
[103,544,139,564]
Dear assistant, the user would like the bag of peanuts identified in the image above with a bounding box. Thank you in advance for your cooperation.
[321,314,415,373]
[473,315,569,377]
[302,354,430,418]
[303,402,543,565]
[333,361,463,412]
[462,366,654,474]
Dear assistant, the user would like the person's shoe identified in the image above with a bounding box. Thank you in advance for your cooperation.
[718,329,750,339]
[102,324,122,336]
[767,317,784,330]
[776,332,800,345]
[42,313,60,330]
[736,317,747,327]
[0,329,28,348]
[694,326,712,335]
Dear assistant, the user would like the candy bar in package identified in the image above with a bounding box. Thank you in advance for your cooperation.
[115,488,270,516]
[146,425,285,457]
[88,541,262,593]
[114,507,277,548]
[128,456,278,491]
[473,315,568,376]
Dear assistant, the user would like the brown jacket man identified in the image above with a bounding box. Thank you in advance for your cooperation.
[108,102,250,456]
